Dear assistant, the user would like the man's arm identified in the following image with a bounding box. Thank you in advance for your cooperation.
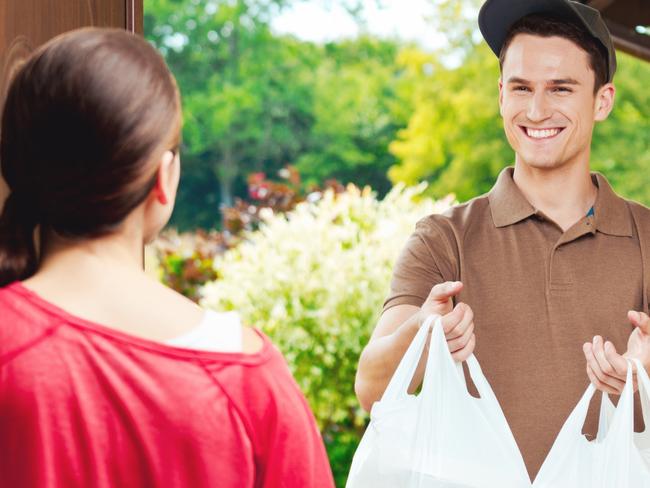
[355,281,476,412]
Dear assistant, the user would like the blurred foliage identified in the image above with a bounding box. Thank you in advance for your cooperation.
[293,37,406,195]
[150,166,346,301]
[145,0,405,229]
[388,43,510,200]
[591,53,650,202]
[151,229,225,301]
[145,0,313,227]
[424,0,483,63]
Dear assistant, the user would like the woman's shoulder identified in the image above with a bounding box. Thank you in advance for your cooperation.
[0,281,57,327]
[241,325,264,354]
[141,275,264,355]
[0,281,63,366]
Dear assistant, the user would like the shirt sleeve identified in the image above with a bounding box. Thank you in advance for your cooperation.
[215,344,335,488]
[382,216,458,313]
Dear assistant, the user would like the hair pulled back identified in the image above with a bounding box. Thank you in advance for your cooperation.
[0,28,181,286]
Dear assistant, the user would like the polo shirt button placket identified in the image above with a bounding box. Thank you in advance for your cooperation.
[549,241,574,298]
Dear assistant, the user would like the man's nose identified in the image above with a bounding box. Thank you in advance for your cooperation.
[526,91,552,122]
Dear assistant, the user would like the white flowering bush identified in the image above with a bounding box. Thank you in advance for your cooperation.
[200,184,452,481]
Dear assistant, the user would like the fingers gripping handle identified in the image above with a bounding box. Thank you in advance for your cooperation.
[567,360,635,439]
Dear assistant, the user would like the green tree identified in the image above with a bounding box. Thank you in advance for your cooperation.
[145,0,316,228]
[388,44,511,201]
[296,37,406,195]
[145,0,408,228]
[591,53,650,204]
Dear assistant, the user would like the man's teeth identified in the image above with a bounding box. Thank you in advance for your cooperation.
[526,128,561,139]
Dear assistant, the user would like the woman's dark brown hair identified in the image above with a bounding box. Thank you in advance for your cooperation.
[0,28,181,287]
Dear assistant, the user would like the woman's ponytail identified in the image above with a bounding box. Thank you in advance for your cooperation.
[0,192,38,287]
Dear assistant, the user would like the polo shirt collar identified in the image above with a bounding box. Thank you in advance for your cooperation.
[592,172,633,237]
[488,167,633,237]
[488,167,536,228]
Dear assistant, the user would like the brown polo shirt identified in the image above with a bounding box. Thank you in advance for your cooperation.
[384,167,650,479]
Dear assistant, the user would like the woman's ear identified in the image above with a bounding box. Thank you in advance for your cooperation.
[153,150,177,205]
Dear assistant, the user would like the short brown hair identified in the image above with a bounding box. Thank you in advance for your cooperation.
[498,14,609,93]
[0,28,182,286]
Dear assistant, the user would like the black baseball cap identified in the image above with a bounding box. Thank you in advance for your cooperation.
[478,0,617,82]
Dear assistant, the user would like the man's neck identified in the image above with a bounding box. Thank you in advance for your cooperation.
[512,160,598,232]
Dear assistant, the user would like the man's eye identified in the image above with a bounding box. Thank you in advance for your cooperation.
[553,87,572,93]
[514,86,530,92]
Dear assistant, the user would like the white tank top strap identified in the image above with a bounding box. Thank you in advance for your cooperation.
[166,310,243,353]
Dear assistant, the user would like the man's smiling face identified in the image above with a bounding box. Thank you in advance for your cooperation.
[499,33,613,171]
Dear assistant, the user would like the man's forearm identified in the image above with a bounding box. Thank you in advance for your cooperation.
[355,311,424,412]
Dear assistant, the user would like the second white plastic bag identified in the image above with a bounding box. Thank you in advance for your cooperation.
[533,357,650,487]
[346,315,531,488]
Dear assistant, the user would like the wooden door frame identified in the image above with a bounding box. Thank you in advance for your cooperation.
[126,0,144,34]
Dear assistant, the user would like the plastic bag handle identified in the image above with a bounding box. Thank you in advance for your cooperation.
[630,358,650,430]
[420,318,507,415]
[380,314,438,403]
[465,355,504,405]
[596,391,612,442]
[421,315,454,395]
[381,313,516,439]
[596,358,650,442]
[563,360,635,439]
[420,316,502,410]
[604,359,635,438]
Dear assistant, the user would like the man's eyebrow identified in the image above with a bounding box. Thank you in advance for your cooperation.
[506,77,530,84]
[549,78,581,85]
[506,76,581,85]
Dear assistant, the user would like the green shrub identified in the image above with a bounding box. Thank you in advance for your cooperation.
[200,184,452,485]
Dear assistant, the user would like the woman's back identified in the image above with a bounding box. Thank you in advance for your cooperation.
[0,281,333,487]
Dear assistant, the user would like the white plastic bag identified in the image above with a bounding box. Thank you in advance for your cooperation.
[346,315,531,488]
[534,358,650,487]
[597,361,650,470]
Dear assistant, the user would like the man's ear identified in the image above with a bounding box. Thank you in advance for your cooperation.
[153,150,176,205]
[594,83,615,122]
[498,77,504,117]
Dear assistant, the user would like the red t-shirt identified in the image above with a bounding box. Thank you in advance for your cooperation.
[0,282,334,487]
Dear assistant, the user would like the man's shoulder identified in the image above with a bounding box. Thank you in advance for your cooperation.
[624,198,650,216]
[416,192,492,235]
[622,198,650,239]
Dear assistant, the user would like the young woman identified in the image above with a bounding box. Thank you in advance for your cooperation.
[0,28,334,487]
